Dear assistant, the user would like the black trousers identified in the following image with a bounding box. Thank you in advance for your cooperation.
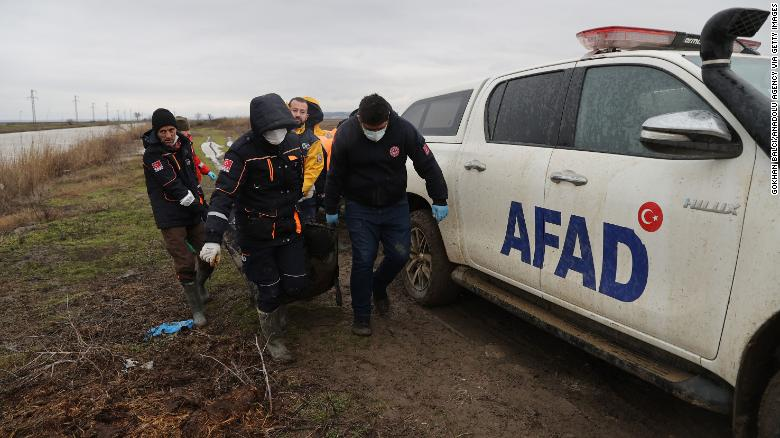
[242,237,308,312]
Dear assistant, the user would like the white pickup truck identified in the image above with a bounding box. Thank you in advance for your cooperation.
[400,8,777,437]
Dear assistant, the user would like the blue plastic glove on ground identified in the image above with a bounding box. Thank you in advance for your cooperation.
[432,204,448,222]
[207,171,217,181]
[145,319,194,340]
[326,213,339,226]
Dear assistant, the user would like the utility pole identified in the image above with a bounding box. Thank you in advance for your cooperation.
[105,102,109,122]
[91,102,95,122]
[27,89,38,124]
[73,95,79,122]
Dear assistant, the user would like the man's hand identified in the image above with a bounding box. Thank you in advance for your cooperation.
[326,213,339,226]
[200,242,221,266]
[207,171,217,181]
[432,204,448,222]
[180,190,196,206]
[301,186,315,200]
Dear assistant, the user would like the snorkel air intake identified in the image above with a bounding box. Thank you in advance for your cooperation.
[700,8,770,155]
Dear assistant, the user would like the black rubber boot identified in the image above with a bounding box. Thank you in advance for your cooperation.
[257,308,294,363]
[182,281,207,327]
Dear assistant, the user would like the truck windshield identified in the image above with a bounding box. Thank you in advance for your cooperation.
[684,55,770,98]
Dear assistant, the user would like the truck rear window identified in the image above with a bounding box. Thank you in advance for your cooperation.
[402,90,472,136]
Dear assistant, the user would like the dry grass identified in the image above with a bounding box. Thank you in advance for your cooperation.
[192,117,248,131]
[0,125,143,223]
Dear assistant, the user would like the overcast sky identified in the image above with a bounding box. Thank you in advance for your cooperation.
[0,0,772,121]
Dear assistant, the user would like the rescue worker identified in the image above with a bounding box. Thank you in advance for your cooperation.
[175,116,217,183]
[199,94,308,363]
[288,97,324,223]
[142,108,213,327]
[325,94,449,336]
[301,96,333,215]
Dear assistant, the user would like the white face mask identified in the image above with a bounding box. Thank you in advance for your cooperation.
[362,127,386,142]
[263,128,287,145]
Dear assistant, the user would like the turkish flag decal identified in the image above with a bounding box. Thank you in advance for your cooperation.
[638,202,663,232]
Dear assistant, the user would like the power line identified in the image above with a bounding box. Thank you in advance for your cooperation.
[27,89,38,124]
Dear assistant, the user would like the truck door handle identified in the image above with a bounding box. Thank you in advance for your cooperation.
[550,170,588,186]
[464,160,486,172]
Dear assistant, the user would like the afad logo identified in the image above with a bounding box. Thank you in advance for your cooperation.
[500,202,650,302]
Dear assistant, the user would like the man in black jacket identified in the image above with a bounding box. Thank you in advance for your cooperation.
[142,108,212,327]
[325,94,449,336]
[199,94,306,363]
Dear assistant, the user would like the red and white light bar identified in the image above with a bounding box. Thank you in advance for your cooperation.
[576,26,761,53]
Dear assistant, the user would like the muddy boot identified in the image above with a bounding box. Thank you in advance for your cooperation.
[257,308,294,363]
[182,282,207,328]
[196,264,214,303]
[373,292,390,316]
[352,315,372,336]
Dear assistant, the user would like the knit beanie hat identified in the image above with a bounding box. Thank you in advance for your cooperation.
[152,108,177,132]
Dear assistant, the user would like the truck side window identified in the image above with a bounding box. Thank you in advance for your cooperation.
[490,71,566,146]
[401,90,472,136]
[574,65,714,157]
[485,82,507,140]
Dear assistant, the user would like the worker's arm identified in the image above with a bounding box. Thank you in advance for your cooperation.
[324,131,348,215]
[143,149,192,203]
[204,149,247,243]
[407,129,448,205]
[301,140,324,196]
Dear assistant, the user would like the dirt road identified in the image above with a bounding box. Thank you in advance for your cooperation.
[281,229,731,437]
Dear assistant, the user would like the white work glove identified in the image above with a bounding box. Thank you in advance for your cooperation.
[199,242,221,266]
[299,186,315,202]
[179,190,195,206]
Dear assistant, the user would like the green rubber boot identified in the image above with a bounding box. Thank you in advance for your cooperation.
[196,264,214,303]
[257,308,293,363]
[182,281,207,328]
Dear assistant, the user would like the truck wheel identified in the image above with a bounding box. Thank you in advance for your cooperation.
[403,209,458,306]
[758,369,780,438]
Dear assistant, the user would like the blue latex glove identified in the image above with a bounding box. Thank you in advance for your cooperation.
[326,213,339,226]
[144,319,194,340]
[207,171,217,181]
[432,204,448,222]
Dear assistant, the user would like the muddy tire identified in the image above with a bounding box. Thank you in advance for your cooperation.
[402,209,458,306]
[758,369,780,438]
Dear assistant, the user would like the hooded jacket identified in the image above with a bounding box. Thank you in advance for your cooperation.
[141,130,205,229]
[324,111,448,214]
[205,94,303,248]
[302,97,331,197]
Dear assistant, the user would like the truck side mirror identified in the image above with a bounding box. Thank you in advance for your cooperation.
[640,110,741,158]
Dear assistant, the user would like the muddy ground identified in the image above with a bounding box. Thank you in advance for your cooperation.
[0,234,732,436]
[0,127,731,437]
